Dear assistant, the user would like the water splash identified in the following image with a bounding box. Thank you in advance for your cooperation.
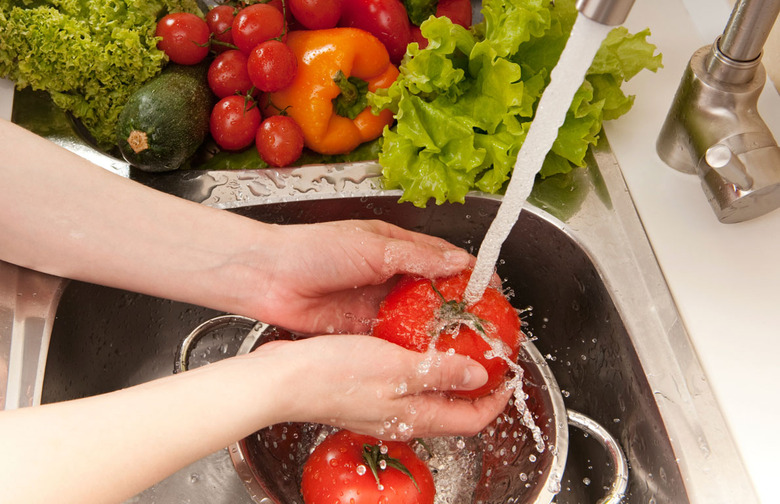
[464,14,613,304]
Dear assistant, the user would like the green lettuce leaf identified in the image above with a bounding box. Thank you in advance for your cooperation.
[369,0,662,207]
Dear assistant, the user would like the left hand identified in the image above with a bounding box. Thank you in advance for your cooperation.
[239,220,474,334]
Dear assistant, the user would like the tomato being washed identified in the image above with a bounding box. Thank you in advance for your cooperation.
[301,430,435,504]
[372,269,522,399]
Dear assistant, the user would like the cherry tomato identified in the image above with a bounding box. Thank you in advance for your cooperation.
[268,0,297,26]
[339,0,412,64]
[301,430,435,504]
[155,13,211,65]
[247,39,297,92]
[256,115,304,167]
[289,0,342,29]
[436,0,472,28]
[205,5,236,52]
[208,50,254,98]
[232,3,286,54]
[372,269,523,399]
[210,95,262,150]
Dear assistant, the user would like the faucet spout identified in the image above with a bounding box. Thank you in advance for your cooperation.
[656,0,780,223]
[576,0,635,25]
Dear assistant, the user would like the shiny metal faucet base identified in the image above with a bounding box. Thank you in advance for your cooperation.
[658,44,780,223]
[657,0,780,224]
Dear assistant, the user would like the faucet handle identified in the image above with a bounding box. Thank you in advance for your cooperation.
[703,144,754,191]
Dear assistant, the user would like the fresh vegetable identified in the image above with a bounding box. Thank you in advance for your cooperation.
[289,0,343,29]
[208,50,255,98]
[0,0,202,147]
[264,28,398,155]
[370,0,662,207]
[116,63,213,172]
[401,0,437,27]
[256,115,306,166]
[232,3,286,54]
[404,0,471,28]
[156,12,211,65]
[432,0,471,28]
[339,0,413,64]
[301,430,435,504]
[372,269,522,399]
[410,0,471,50]
[205,4,237,51]
[210,95,263,150]
[247,39,298,92]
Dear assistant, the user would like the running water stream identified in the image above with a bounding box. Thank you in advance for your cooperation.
[464,14,614,304]
[457,13,613,467]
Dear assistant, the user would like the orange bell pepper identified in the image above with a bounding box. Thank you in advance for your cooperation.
[264,28,398,156]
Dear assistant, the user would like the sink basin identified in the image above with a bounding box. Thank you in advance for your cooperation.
[0,90,759,503]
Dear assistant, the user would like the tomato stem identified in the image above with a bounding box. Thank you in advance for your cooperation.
[361,443,420,492]
[430,282,488,335]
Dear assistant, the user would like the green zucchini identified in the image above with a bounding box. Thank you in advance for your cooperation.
[116,63,213,172]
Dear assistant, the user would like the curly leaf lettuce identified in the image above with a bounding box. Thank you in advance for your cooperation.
[0,0,202,147]
[370,0,662,207]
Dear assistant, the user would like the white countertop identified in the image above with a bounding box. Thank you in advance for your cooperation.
[608,1,780,503]
[1,1,778,502]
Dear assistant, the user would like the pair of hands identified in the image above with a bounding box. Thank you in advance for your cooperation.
[233,219,513,439]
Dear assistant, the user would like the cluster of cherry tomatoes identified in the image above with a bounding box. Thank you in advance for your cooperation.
[155,4,304,167]
[154,0,472,167]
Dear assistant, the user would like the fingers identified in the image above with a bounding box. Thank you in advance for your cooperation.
[404,387,514,438]
[345,219,473,280]
[381,238,473,280]
[404,351,488,394]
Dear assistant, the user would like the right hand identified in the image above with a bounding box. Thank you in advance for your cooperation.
[248,334,513,439]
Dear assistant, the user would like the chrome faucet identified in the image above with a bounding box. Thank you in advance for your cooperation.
[576,0,635,25]
[657,0,780,223]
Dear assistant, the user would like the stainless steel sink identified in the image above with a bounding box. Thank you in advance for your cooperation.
[0,89,760,503]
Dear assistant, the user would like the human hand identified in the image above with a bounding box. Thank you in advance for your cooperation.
[244,220,474,334]
[250,334,512,439]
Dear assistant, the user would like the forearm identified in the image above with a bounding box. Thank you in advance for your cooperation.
[0,119,272,316]
[0,354,290,504]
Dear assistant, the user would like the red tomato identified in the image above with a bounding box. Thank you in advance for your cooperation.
[301,430,435,504]
[207,50,254,98]
[289,0,342,29]
[268,0,297,26]
[205,4,236,51]
[411,26,427,49]
[436,0,472,27]
[256,115,305,167]
[339,0,413,64]
[210,95,262,150]
[155,13,211,65]
[232,3,286,54]
[247,39,297,92]
[372,269,522,399]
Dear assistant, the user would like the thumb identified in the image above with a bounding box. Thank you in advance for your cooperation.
[410,352,488,393]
